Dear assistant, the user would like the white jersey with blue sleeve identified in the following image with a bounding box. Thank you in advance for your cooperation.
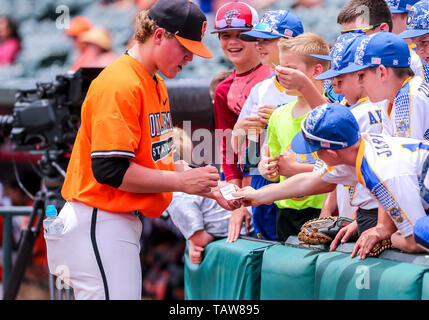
[320,133,429,237]
[383,76,429,140]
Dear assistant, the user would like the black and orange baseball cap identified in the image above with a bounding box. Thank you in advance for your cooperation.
[148,0,213,58]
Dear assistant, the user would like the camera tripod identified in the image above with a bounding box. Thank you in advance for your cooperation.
[3,150,70,300]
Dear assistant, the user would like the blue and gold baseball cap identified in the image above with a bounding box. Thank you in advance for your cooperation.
[340,32,410,73]
[291,103,360,154]
[399,0,429,39]
[239,10,303,41]
[386,0,420,13]
[313,33,363,80]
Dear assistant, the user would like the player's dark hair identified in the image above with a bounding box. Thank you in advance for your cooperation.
[337,0,393,32]
[392,67,414,78]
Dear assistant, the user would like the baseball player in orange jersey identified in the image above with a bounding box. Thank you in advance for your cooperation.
[44,0,239,300]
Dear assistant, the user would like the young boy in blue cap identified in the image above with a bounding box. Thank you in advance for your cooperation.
[386,0,420,34]
[386,0,429,81]
[399,0,429,65]
[341,32,429,140]
[233,103,428,258]
[311,33,384,234]
[337,0,429,81]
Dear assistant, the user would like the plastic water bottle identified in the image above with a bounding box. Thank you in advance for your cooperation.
[43,205,64,234]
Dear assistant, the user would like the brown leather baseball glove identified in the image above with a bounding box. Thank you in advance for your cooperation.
[298,216,354,245]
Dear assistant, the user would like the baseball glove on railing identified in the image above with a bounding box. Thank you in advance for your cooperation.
[298,216,354,245]
[368,239,393,257]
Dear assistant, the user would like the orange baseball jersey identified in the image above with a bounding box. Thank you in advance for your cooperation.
[61,54,175,217]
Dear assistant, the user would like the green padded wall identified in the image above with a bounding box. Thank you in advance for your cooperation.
[260,244,320,300]
[422,272,429,300]
[184,239,272,300]
[314,251,429,300]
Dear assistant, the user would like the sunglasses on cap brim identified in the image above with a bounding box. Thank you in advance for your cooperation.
[215,18,253,30]
[341,23,383,34]
[301,118,348,149]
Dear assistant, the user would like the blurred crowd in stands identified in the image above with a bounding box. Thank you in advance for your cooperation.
[0,0,344,83]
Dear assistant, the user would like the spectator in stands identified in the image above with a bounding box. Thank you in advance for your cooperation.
[66,16,93,71]
[72,26,117,70]
[292,0,324,8]
[212,1,273,243]
[0,16,21,65]
[167,127,253,264]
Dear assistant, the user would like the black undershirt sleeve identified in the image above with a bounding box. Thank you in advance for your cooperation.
[91,157,130,188]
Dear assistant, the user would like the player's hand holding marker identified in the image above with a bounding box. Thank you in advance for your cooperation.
[179,165,220,194]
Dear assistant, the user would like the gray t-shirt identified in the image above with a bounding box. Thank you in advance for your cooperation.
[166,192,253,239]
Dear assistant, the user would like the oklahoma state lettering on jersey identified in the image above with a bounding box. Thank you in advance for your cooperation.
[62,54,175,217]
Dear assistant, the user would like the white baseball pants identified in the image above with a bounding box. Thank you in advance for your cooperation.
[44,201,143,300]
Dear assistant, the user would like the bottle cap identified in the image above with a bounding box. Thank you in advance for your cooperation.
[45,205,58,217]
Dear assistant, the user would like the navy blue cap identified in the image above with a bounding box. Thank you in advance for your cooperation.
[399,0,429,39]
[291,103,360,154]
[314,33,363,80]
[239,10,303,41]
[340,32,411,74]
